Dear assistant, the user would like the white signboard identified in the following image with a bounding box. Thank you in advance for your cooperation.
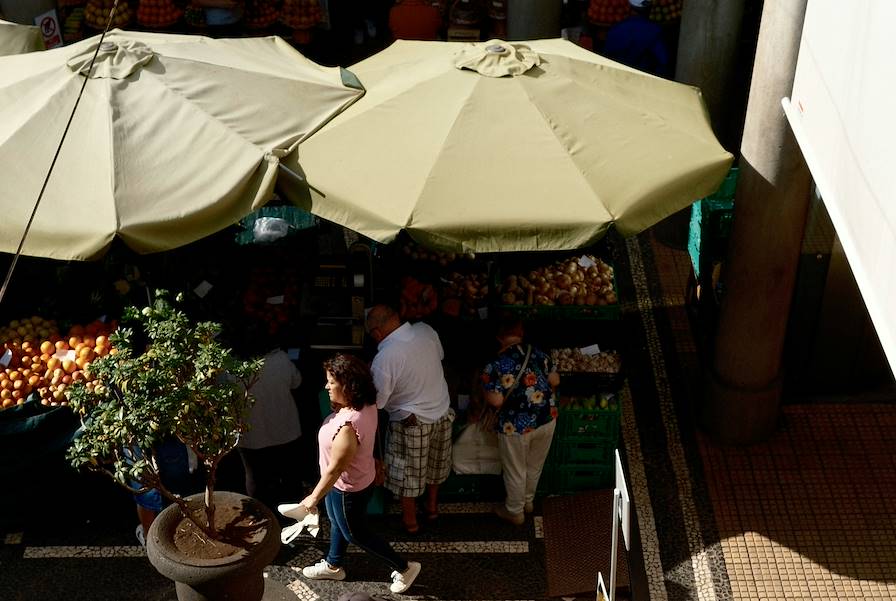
[615,449,631,550]
[784,0,896,376]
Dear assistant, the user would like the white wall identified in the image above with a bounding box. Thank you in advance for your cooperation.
[783,0,896,376]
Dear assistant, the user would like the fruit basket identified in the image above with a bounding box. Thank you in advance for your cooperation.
[555,392,621,441]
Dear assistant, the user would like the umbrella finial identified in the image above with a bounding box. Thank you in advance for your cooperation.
[455,39,541,78]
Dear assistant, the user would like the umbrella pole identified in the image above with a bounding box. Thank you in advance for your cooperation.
[0,1,124,306]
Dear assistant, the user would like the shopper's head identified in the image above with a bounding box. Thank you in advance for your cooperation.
[494,311,524,350]
[323,353,376,411]
[629,0,652,16]
[365,304,401,344]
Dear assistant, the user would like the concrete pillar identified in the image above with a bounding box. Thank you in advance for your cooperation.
[675,0,746,148]
[702,0,812,445]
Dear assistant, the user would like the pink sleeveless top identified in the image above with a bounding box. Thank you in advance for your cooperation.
[318,403,377,492]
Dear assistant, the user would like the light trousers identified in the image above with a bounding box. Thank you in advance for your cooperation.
[498,419,557,515]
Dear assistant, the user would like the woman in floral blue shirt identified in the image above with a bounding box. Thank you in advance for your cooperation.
[481,317,559,525]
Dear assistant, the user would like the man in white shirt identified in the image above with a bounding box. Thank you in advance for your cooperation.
[366,304,454,534]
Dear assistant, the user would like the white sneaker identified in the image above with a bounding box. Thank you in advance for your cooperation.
[390,561,421,593]
[302,559,346,581]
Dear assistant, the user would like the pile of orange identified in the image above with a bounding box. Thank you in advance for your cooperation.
[137,0,183,28]
[85,0,134,29]
[0,317,116,410]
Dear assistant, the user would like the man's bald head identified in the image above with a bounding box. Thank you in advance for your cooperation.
[366,304,401,343]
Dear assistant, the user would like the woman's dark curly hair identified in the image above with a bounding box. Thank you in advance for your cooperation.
[323,354,377,411]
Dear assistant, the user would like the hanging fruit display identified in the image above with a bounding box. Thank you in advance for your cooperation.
[85,0,133,29]
[63,7,87,42]
[648,0,682,23]
[588,0,682,25]
[244,0,280,29]
[587,0,629,26]
[281,0,321,43]
[137,0,183,28]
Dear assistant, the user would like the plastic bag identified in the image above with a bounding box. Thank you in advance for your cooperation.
[253,217,290,243]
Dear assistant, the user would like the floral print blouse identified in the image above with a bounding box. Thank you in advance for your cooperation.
[481,343,558,435]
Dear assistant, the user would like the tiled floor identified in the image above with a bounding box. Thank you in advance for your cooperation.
[637,228,896,601]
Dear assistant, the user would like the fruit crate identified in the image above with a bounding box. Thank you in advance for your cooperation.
[556,393,621,442]
[492,272,621,321]
[557,370,625,394]
[546,439,614,468]
[537,464,613,494]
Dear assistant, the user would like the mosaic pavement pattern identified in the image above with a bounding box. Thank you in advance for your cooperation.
[2,228,894,601]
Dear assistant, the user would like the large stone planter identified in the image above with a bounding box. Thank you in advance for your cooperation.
[146,491,281,601]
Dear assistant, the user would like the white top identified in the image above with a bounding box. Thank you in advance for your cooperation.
[239,349,302,449]
[371,321,451,424]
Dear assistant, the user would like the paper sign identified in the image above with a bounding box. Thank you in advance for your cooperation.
[579,344,601,356]
[193,280,213,298]
[615,449,631,550]
[477,306,489,320]
[0,349,11,367]
[287,348,300,361]
[578,255,596,268]
[266,295,285,305]
[35,9,62,49]
[53,349,77,362]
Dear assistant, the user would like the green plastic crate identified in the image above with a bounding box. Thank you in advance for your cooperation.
[546,439,613,468]
[556,401,621,442]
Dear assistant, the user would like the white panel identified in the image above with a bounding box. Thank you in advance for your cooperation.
[784,0,896,375]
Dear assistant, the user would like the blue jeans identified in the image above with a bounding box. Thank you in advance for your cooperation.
[325,486,407,572]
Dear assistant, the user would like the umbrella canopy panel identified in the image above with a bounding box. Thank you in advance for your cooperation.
[0,19,43,57]
[284,38,733,253]
[0,30,364,260]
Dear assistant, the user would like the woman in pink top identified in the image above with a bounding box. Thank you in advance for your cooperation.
[298,354,421,594]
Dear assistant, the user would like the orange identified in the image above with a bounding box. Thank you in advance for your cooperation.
[55,340,69,351]
[95,335,108,347]
[40,341,54,355]
[78,347,95,362]
[82,336,96,349]
[62,360,76,374]
[68,336,80,349]
[47,357,61,371]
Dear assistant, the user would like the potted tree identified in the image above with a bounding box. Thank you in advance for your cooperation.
[66,290,277,601]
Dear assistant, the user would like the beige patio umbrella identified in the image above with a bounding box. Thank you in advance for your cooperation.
[0,19,44,56]
[281,38,733,252]
[0,29,364,260]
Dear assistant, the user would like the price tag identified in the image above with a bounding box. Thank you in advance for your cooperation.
[0,349,11,367]
[578,255,596,268]
[287,348,300,361]
[579,343,601,356]
[477,306,489,320]
[266,295,285,305]
[194,280,213,298]
[53,349,77,362]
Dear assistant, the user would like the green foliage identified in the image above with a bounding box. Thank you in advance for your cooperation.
[66,290,261,534]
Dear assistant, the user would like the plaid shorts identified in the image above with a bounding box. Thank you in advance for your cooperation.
[384,408,455,497]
